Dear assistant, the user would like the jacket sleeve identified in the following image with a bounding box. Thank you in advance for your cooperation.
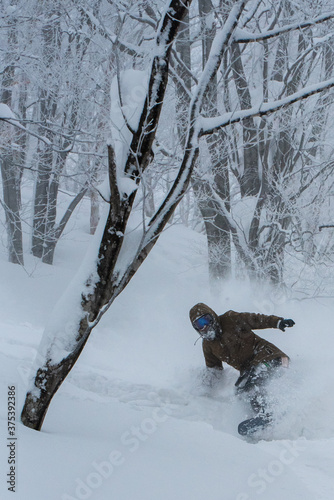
[239,312,283,330]
[202,341,223,369]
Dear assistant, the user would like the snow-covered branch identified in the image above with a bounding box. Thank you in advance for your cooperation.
[199,77,334,136]
[234,11,334,43]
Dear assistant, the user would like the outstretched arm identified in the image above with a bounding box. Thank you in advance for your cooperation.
[239,312,295,331]
[239,312,283,330]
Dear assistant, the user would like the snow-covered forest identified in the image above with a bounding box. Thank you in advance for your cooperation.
[1,0,334,498]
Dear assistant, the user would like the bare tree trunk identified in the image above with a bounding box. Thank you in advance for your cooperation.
[31,6,60,259]
[198,0,231,281]
[32,142,54,259]
[192,163,231,281]
[176,0,231,282]
[230,42,260,197]
[1,152,24,265]
[1,12,24,265]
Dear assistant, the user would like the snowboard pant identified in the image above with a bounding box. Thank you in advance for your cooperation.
[235,357,289,416]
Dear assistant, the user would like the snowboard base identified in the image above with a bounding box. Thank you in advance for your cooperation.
[238,415,272,436]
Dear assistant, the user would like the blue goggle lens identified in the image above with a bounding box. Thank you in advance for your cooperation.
[193,314,213,331]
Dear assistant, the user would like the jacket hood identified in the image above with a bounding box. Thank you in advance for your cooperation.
[189,303,219,325]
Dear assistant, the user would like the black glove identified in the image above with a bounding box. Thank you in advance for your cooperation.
[278,319,295,331]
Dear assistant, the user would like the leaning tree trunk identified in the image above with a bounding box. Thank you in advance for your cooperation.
[42,185,88,265]
[21,0,193,431]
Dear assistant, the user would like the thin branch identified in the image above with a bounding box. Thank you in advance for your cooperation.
[234,11,334,43]
[115,49,136,135]
[240,0,263,28]
[125,12,156,29]
[54,186,88,242]
[171,47,198,85]
[79,6,146,57]
[290,162,334,203]
[0,116,57,149]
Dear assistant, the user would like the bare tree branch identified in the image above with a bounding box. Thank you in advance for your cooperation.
[53,186,88,243]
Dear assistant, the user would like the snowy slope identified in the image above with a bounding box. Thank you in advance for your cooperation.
[0,208,334,500]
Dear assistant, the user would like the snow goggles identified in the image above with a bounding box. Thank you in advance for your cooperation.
[193,313,213,331]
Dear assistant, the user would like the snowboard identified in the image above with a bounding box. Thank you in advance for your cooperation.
[238,414,272,436]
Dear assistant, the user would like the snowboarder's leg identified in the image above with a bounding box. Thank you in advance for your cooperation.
[236,358,287,435]
[237,384,273,435]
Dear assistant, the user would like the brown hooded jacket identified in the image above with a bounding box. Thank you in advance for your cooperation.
[189,303,288,373]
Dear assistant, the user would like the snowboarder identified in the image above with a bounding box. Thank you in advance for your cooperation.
[189,303,295,435]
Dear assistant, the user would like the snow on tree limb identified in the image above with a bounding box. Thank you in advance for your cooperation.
[0,103,16,120]
[199,77,334,136]
[235,11,334,43]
